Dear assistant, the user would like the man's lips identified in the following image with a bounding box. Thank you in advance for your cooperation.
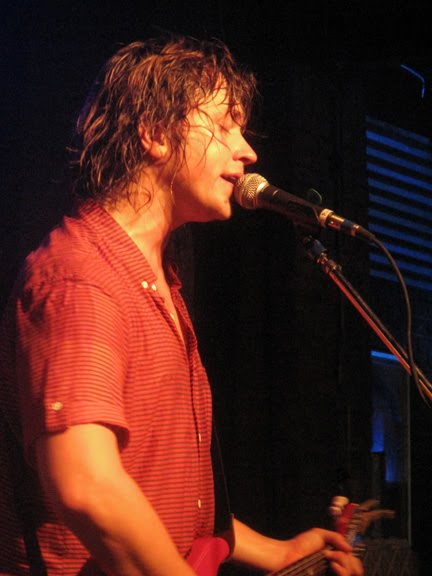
[221,175,241,186]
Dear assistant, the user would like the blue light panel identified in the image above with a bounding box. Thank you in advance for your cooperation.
[367,116,432,291]
[370,349,404,482]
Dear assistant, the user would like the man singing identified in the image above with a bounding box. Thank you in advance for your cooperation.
[0,37,362,575]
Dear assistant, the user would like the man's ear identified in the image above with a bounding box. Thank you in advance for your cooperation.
[138,125,169,160]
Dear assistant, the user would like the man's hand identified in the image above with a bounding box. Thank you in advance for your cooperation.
[291,528,363,576]
[232,519,363,576]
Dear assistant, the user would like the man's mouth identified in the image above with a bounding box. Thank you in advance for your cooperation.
[222,175,240,186]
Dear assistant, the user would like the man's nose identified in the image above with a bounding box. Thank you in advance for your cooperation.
[233,134,258,166]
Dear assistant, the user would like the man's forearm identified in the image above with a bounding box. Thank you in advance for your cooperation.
[231,518,294,572]
[56,471,196,576]
[35,425,196,576]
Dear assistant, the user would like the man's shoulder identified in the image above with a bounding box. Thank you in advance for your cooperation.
[23,213,103,284]
[11,201,148,310]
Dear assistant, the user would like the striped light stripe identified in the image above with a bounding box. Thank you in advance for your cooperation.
[367,116,432,291]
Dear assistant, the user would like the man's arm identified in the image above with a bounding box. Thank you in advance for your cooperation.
[35,423,196,576]
[231,518,364,576]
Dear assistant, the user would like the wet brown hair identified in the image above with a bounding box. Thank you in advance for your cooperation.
[73,36,257,203]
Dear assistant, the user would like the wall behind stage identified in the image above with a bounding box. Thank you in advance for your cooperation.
[2,2,432,574]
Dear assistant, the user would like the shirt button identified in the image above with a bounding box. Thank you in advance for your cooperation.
[198,432,202,443]
[151,283,157,291]
[141,281,149,289]
[51,401,63,411]
[197,499,202,509]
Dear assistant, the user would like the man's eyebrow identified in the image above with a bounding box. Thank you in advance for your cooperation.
[213,106,245,128]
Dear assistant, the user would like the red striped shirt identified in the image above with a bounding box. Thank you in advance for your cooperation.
[0,201,215,574]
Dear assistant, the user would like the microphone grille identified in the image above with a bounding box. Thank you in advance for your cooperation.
[234,173,268,209]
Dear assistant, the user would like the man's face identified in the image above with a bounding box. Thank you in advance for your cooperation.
[170,88,257,226]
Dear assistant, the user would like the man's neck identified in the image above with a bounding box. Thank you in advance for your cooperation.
[104,193,173,274]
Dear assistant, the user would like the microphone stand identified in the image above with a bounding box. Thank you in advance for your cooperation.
[301,235,430,390]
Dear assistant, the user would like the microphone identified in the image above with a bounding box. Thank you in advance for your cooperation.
[234,173,373,241]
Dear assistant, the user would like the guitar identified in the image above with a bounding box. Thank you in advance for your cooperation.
[186,498,394,576]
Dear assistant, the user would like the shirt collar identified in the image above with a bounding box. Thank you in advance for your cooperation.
[76,200,182,290]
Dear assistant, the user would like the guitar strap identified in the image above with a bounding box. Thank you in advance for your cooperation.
[211,421,235,555]
[1,414,47,576]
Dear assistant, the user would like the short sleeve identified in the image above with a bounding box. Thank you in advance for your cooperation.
[15,277,130,458]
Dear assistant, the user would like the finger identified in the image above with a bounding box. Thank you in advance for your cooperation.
[325,551,364,576]
[329,561,364,576]
[328,561,346,576]
[316,529,353,552]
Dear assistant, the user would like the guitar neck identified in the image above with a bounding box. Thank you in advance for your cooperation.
[268,550,327,576]
[268,543,365,576]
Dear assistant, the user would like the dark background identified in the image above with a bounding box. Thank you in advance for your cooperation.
[2,1,432,574]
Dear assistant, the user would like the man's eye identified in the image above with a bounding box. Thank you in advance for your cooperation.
[217,124,229,133]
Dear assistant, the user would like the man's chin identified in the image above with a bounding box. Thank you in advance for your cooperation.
[214,204,233,221]
[200,202,232,223]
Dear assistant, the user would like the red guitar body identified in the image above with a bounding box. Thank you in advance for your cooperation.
[186,535,230,576]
